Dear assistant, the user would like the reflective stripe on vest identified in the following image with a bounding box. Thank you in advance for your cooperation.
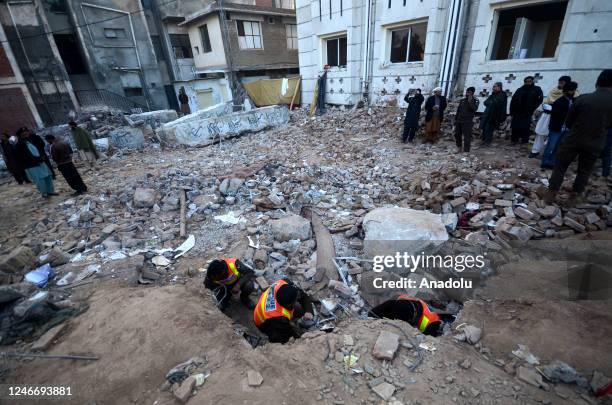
[253,280,294,327]
[397,294,441,333]
[215,258,240,286]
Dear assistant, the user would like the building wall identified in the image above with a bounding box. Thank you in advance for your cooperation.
[296,0,612,107]
[296,0,364,105]
[64,0,169,110]
[226,13,299,71]
[187,14,228,70]
[177,77,232,112]
[0,0,77,125]
[462,0,612,101]
[0,23,42,133]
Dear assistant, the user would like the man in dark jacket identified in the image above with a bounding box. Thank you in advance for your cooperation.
[20,127,55,179]
[424,87,447,143]
[402,89,424,143]
[480,82,507,146]
[253,279,314,344]
[1,132,30,185]
[454,87,479,152]
[204,258,256,311]
[541,81,577,168]
[44,135,88,195]
[545,70,612,203]
[510,76,543,144]
[369,295,442,336]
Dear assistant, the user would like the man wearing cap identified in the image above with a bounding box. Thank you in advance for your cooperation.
[423,87,447,143]
[253,279,314,343]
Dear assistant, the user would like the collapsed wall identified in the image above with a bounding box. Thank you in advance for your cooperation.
[160,104,290,147]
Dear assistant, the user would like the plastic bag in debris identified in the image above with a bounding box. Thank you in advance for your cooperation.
[165,356,207,384]
[24,264,55,288]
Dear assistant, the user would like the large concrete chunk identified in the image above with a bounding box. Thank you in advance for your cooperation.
[126,109,178,128]
[363,207,448,259]
[133,188,157,208]
[0,246,36,274]
[163,105,290,147]
[31,323,67,351]
[372,330,400,361]
[269,214,311,242]
[109,127,145,149]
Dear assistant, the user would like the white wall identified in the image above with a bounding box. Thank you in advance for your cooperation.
[176,76,232,113]
[296,0,612,107]
[187,14,228,70]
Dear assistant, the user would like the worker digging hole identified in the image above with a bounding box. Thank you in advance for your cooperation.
[204,257,324,348]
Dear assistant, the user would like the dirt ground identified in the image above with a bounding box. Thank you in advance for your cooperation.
[1,108,611,404]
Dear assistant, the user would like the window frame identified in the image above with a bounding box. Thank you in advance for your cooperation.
[387,21,427,64]
[169,34,194,59]
[103,28,127,39]
[199,24,212,53]
[236,20,263,50]
[325,35,347,68]
[286,24,298,50]
[486,1,568,61]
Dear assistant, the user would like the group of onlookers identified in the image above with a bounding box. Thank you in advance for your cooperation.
[401,69,612,202]
[0,122,98,199]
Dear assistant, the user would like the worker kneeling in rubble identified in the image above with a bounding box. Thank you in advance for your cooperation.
[369,294,442,336]
[253,279,314,344]
[204,258,256,311]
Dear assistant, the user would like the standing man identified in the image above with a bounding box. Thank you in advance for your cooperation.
[1,132,30,185]
[204,258,256,311]
[480,82,508,146]
[531,76,578,158]
[541,81,577,169]
[423,87,447,143]
[510,76,543,145]
[178,87,190,116]
[544,70,612,204]
[454,87,479,153]
[402,89,424,143]
[44,135,88,195]
[13,127,56,198]
[69,121,98,167]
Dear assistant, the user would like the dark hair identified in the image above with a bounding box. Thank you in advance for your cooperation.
[207,260,228,282]
[69,121,77,127]
[494,82,503,90]
[466,87,475,93]
[596,69,612,88]
[558,75,571,83]
[276,284,298,308]
[16,127,29,137]
[524,76,535,82]
[44,135,56,142]
[563,81,578,92]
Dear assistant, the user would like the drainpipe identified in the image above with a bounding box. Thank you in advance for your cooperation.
[6,0,52,121]
[438,0,463,98]
[361,0,373,104]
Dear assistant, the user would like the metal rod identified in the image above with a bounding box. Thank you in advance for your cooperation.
[1,352,98,361]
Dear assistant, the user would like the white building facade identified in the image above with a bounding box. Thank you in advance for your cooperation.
[296,0,612,106]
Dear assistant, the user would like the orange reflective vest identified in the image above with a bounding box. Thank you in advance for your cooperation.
[397,294,441,333]
[214,258,240,286]
[253,280,294,327]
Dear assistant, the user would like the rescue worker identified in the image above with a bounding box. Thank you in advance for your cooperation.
[253,279,314,344]
[204,258,256,311]
[368,294,442,336]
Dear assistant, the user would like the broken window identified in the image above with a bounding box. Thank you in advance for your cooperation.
[53,34,87,75]
[199,25,212,53]
[169,34,193,59]
[490,1,568,60]
[286,24,298,50]
[123,87,143,97]
[326,36,347,67]
[389,21,427,63]
[237,20,262,49]
[150,35,164,62]
[275,0,295,9]
[103,28,126,39]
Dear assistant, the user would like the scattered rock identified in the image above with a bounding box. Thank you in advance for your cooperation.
[372,330,400,361]
[247,370,264,386]
[133,188,157,208]
[0,246,36,273]
[371,382,395,401]
[173,375,196,403]
[269,214,312,242]
[31,323,68,351]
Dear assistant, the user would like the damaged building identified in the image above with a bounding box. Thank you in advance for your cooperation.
[296,0,612,106]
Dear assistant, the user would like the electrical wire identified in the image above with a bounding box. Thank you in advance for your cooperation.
[0,0,178,45]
